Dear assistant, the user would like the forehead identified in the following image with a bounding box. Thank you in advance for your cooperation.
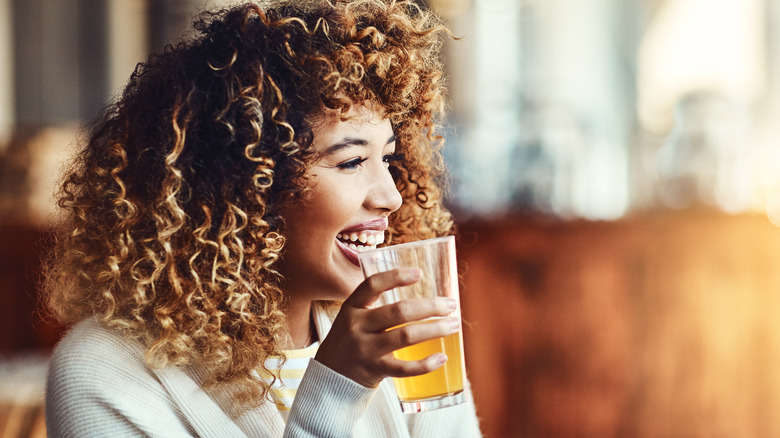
[311,103,386,129]
[309,104,392,148]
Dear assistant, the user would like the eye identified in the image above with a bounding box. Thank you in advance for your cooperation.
[336,157,368,170]
[383,153,404,166]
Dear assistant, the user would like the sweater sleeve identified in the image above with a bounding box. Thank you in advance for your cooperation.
[45,320,197,438]
[405,382,482,438]
[283,359,377,438]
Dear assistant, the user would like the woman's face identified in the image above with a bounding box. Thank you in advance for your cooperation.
[277,105,403,302]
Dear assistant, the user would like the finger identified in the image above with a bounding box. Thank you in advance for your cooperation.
[346,267,422,309]
[373,317,460,355]
[382,352,449,378]
[363,297,457,333]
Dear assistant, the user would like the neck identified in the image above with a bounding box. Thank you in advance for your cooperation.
[283,298,317,349]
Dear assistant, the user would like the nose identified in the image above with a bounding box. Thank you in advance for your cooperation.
[365,166,403,213]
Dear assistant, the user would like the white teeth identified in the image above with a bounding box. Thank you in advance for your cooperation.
[353,244,377,252]
[337,231,384,250]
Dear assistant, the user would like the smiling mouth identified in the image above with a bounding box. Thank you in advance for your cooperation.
[336,230,385,252]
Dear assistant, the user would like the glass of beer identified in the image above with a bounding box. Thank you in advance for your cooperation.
[357,236,468,413]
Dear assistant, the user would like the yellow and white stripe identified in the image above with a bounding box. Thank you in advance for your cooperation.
[259,342,319,420]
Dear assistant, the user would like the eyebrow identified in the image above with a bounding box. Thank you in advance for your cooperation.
[321,134,396,156]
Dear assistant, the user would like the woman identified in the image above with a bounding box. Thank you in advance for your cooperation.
[44,1,481,436]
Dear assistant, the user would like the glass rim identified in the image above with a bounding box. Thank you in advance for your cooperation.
[357,235,455,257]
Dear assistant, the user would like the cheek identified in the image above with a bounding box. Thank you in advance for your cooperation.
[309,182,364,226]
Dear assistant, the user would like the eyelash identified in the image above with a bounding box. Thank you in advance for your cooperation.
[336,153,405,170]
[384,153,405,164]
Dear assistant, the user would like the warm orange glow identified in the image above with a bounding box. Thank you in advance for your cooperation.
[460,213,780,437]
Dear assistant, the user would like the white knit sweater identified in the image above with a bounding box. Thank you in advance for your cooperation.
[45,304,481,437]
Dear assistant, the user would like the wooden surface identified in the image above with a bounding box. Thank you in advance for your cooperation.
[458,211,780,437]
[0,403,46,438]
[0,227,53,438]
[0,226,60,353]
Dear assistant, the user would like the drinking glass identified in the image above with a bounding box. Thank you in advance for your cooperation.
[358,236,467,413]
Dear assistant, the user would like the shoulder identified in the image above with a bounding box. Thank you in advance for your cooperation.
[50,317,146,367]
[47,318,151,393]
[46,318,194,437]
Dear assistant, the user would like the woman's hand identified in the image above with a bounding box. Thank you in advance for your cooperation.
[314,267,460,388]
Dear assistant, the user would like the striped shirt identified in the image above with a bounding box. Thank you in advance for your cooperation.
[259,342,319,421]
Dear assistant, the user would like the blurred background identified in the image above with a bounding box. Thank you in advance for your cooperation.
[1,0,780,437]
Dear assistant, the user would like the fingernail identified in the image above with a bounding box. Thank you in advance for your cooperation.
[449,317,460,332]
[436,353,448,366]
[445,298,457,311]
[402,268,422,281]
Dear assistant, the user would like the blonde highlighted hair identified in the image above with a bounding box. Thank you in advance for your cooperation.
[44,0,454,406]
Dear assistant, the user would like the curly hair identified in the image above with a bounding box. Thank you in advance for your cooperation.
[44,0,454,407]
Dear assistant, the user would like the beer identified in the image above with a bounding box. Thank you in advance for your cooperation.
[392,328,464,401]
